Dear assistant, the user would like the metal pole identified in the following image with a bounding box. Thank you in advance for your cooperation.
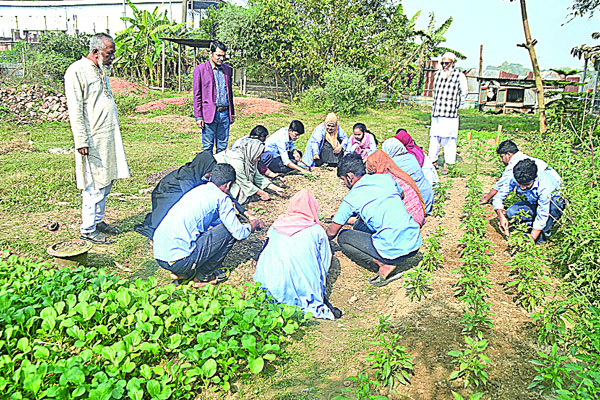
[178,44,182,92]
[592,64,599,111]
[181,0,187,30]
[162,40,165,92]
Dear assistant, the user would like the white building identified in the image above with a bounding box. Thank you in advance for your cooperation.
[0,0,222,40]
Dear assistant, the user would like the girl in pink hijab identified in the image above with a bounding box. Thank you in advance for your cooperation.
[394,129,426,167]
[253,190,342,320]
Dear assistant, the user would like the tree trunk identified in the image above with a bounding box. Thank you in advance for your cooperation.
[517,0,547,134]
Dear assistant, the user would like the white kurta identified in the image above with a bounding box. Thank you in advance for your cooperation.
[65,58,129,190]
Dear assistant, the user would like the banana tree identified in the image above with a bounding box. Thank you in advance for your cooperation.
[114,0,185,86]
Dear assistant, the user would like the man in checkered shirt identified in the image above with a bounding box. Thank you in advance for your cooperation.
[428,52,468,175]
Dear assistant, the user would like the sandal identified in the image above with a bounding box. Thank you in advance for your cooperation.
[214,268,230,284]
[97,221,122,235]
[369,270,407,287]
[80,230,114,244]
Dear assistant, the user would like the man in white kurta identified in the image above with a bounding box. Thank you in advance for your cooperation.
[65,33,129,244]
[428,52,468,175]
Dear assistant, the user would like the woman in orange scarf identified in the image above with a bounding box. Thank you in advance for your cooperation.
[366,150,426,227]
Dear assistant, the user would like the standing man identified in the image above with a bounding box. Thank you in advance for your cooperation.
[428,52,468,175]
[65,33,130,245]
[193,40,235,154]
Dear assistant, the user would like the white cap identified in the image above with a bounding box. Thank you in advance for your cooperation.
[442,52,456,61]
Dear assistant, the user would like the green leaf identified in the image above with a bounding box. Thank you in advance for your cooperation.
[146,380,161,397]
[201,359,217,378]
[65,367,85,385]
[249,357,264,374]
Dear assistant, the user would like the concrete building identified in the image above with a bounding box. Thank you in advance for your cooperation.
[0,0,221,41]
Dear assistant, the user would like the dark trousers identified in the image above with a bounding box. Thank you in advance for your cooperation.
[259,150,296,174]
[337,219,418,272]
[506,195,566,243]
[314,141,342,167]
[156,223,236,280]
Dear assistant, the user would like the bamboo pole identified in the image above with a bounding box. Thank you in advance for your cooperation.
[161,40,165,92]
[178,44,182,92]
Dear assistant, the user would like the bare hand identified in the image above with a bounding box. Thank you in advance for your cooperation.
[313,154,320,160]
[258,191,270,201]
[480,195,489,205]
[278,176,287,184]
[499,215,510,236]
[333,145,342,154]
[77,147,89,155]
[196,120,205,129]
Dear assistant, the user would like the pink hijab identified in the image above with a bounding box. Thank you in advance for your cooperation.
[272,189,320,236]
[394,129,425,167]
[351,133,371,159]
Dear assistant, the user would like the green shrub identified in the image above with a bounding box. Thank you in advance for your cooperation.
[301,66,374,115]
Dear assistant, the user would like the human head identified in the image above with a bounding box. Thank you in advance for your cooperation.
[210,40,227,67]
[249,125,269,142]
[325,113,338,135]
[353,123,367,141]
[292,149,303,162]
[513,158,537,190]
[88,33,115,67]
[382,138,407,158]
[211,163,236,193]
[441,52,456,71]
[496,140,519,165]
[337,153,366,189]
[288,120,305,141]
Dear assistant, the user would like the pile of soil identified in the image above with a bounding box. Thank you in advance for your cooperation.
[135,96,287,116]
[109,78,150,96]
[0,84,69,124]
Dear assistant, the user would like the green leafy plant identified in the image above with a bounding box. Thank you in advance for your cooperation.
[403,265,432,301]
[432,181,452,217]
[367,333,414,388]
[448,334,491,389]
[452,392,484,400]
[0,253,308,398]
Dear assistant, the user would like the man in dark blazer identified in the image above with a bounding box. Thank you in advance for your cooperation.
[193,41,235,154]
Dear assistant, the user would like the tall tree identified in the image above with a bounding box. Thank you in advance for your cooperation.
[511,0,547,134]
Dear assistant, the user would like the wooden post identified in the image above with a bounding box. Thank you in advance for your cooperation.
[181,0,188,31]
[479,45,483,77]
[467,131,472,140]
[161,40,165,92]
[496,124,503,145]
[178,44,182,92]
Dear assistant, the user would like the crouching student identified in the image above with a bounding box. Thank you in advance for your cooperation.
[302,113,349,168]
[481,139,549,205]
[346,123,377,160]
[153,164,265,286]
[326,154,422,287]
[253,189,341,320]
[260,120,310,175]
[493,158,565,244]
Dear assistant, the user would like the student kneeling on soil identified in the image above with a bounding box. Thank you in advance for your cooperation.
[153,164,265,286]
[480,140,549,205]
[493,158,565,244]
[259,120,310,175]
[326,154,423,287]
[253,189,342,320]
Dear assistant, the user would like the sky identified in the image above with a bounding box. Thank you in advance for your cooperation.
[401,0,599,71]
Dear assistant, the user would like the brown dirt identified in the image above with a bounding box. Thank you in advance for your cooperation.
[109,78,150,95]
[134,96,288,116]
[0,137,35,155]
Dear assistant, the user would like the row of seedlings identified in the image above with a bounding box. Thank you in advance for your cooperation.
[449,176,494,399]
[404,226,446,301]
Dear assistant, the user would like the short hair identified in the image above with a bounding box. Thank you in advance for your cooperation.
[497,140,519,155]
[249,125,268,141]
[513,159,537,185]
[337,154,366,179]
[292,149,303,159]
[210,40,227,53]
[89,33,113,53]
[289,120,304,135]
[211,163,236,186]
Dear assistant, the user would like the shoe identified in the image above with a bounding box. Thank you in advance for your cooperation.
[96,221,122,235]
[80,230,114,244]
[368,270,407,287]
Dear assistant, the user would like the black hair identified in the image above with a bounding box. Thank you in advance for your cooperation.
[513,159,537,185]
[211,163,236,186]
[337,154,366,179]
[496,140,519,155]
[289,120,305,135]
[210,40,227,53]
[249,125,269,141]
[292,149,303,158]
[353,122,378,145]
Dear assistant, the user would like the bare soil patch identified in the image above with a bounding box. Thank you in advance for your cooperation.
[109,78,150,95]
[134,96,288,116]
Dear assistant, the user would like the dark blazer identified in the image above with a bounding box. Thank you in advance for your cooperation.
[192,60,235,124]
